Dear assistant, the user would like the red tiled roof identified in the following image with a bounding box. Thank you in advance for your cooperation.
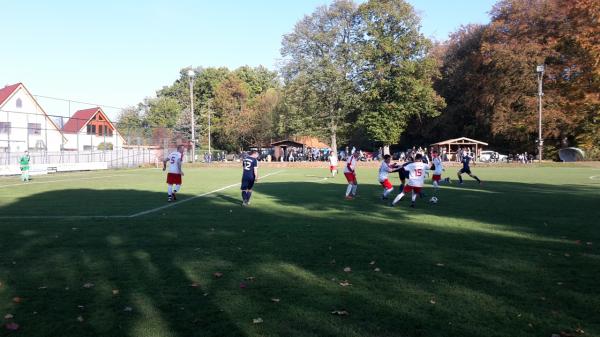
[62,107,100,133]
[0,83,22,107]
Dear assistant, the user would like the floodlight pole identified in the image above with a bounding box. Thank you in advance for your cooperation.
[188,69,195,163]
[536,65,544,162]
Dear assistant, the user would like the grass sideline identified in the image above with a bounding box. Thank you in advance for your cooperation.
[0,166,598,337]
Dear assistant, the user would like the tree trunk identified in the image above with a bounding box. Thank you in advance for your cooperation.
[330,114,338,155]
[383,145,390,155]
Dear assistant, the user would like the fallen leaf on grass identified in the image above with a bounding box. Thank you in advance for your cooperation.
[586,242,593,246]
[564,253,571,257]
[331,310,349,316]
[112,289,120,295]
[82,283,94,288]
[245,276,256,281]
[4,314,13,319]
[38,286,47,290]
[77,316,84,322]
[339,281,352,287]
[429,299,437,305]
[436,263,445,267]
[12,297,21,304]
[374,268,381,272]
[5,322,19,331]
[270,298,280,303]
[343,267,352,273]
[369,261,376,265]
[77,305,85,310]
[252,318,263,324]
[213,272,223,278]
[557,282,563,286]
[190,283,200,288]
[123,307,133,312]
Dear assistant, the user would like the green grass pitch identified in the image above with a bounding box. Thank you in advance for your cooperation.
[0,165,599,337]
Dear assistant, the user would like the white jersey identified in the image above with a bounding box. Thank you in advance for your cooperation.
[432,157,443,175]
[167,151,183,174]
[404,161,429,187]
[329,154,338,166]
[378,161,392,182]
[344,156,358,174]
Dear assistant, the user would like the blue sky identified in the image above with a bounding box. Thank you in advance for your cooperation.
[1,0,496,119]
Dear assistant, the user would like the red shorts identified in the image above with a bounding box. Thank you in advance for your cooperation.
[344,172,357,184]
[380,179,393,190]
[166,173,182,185]
[330,165,337,171]
[432,174,442,182]
[403,185,422,194]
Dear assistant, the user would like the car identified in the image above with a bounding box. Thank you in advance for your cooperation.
[479,150,508,162]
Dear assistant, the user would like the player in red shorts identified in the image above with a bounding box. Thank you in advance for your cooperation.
[329,152,338,177]
[343,151,360,199]
[378,154,397,200]
[162,145,185,202]
[391,153,429,208]
[430,150,449,197]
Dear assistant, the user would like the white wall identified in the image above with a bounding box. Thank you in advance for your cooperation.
[63,131,124,151]
[0,87,64,152]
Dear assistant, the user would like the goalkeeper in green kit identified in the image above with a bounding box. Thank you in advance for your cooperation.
[19,151,31,182]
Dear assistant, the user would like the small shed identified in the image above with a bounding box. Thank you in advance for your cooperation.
[431,137,488,160]
[270,139,305,161]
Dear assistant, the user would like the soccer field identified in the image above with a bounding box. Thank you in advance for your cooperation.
[0,165,599,337]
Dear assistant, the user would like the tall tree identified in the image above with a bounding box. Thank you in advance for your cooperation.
[280,0,359,152]
[354,0,445,151]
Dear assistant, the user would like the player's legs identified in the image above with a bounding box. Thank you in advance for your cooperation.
[468,173,482,183]
[392,185,410,206]
[344,173,357,199]
[167,184,173,202]
[351,181,357,196]
[457,169,464,184]
[381,179,393,199]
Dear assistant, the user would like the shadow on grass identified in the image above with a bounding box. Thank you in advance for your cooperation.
[0,178,598,337]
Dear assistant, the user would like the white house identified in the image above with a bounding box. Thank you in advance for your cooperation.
[0,82,66,153]
[62,107,125,151]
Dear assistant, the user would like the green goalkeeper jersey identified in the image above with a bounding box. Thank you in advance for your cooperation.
[19,155,30,170]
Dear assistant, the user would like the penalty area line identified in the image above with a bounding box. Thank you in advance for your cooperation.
[128,170,284,218]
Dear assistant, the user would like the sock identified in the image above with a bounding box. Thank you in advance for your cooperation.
[392,192,405,205]
[411,192,417,203]
[458,175,463,183]
[242,191,247,201]
[168,185,173,195]
[399,183,405,192]
[247,191,253,202]
[383,188,393,198]
[351,185,357,196]
[433,181,439,189]
[346,184,353,196]
[473,176,481,183]
[175,184,181,192]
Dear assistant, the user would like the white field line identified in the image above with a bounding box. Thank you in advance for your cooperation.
[0,168,153,189]
[0,170,284,220]
[128,170,284,218]
[589,175,600,180]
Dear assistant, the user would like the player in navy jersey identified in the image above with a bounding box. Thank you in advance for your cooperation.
[457,151,482,184]
[241,150,259,206]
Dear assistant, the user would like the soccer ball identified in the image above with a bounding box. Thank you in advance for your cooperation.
[429,196,438,204]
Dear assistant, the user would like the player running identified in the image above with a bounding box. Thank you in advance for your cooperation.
[343,151,360,200]
[457,150,482,184]
[163,145,185,202]
[431,150,450,196]
[391,153,429,208]
[241,150,259,206]
[378,154,396,200]
[329,152,338,177]
[19,150,31,182]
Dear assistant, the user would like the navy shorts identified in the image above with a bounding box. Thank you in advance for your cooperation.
[241,176,255,190]
[459,167,472,174]
[398,168,408,180]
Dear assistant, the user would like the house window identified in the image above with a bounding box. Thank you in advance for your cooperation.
[108,128,113,137]
[87,124,96,135]
[16,98,22,108]
[0,122,10,134]
[28,123,41,135]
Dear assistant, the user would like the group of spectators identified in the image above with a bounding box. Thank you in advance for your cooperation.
[509,152,534,163]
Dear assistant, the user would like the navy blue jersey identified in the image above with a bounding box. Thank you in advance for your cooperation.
[462,155,472,169]
[242,156,258,179]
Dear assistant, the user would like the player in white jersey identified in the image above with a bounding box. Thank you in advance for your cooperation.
[162,145,185,202]
[391,153,429,208]
[430,150,450,196]
[378,154,396,200]
[329,152,339,177]
[343,151,360,200]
